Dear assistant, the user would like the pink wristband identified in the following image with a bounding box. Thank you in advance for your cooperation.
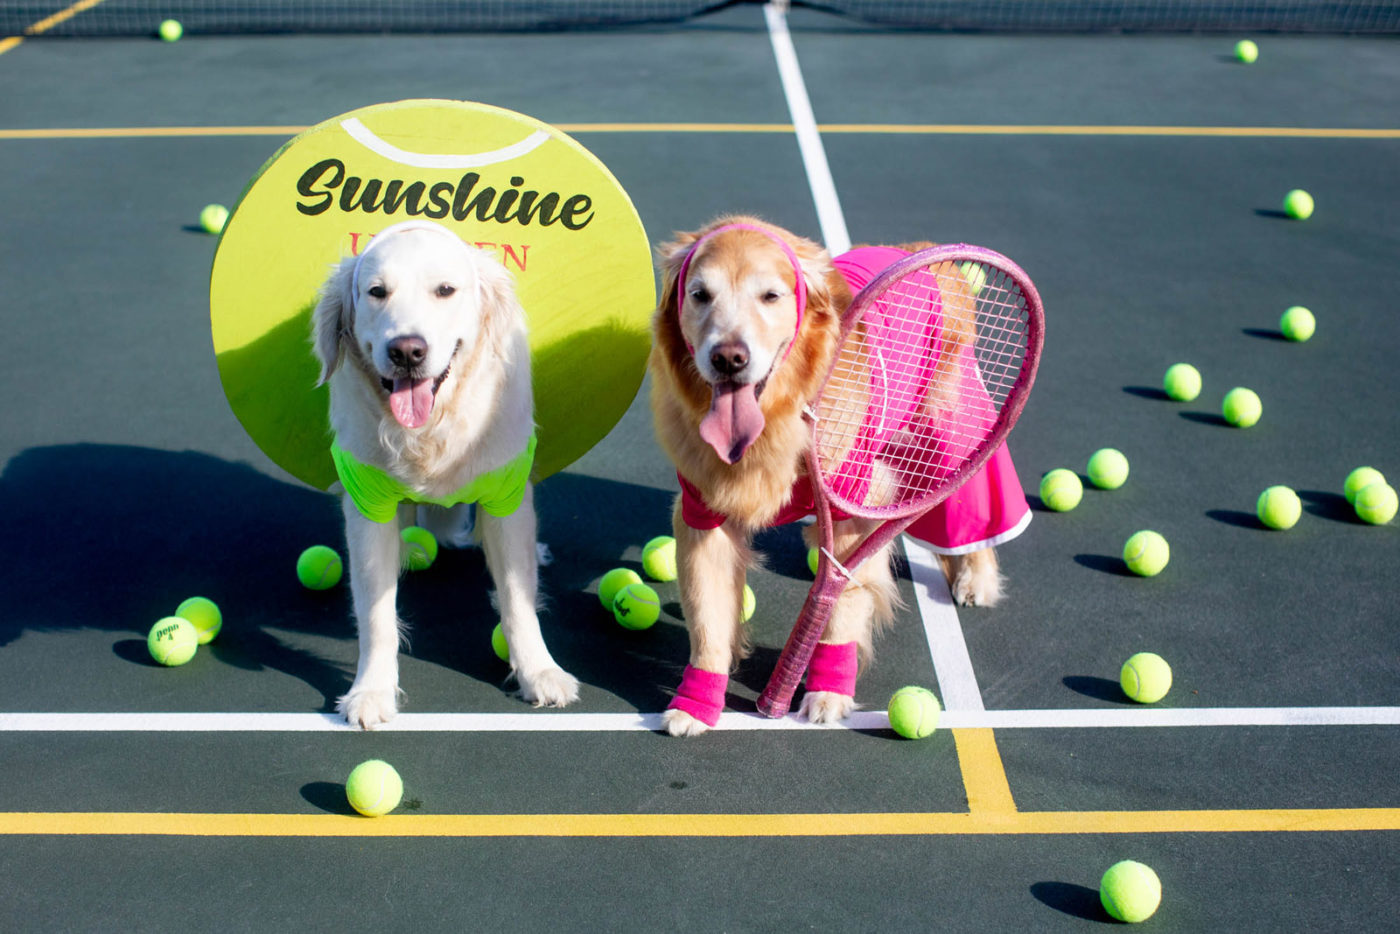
[667,665,728,727]
[805,641,858,696]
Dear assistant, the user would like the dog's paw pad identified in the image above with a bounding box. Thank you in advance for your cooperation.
[799,690,855,724]
[519,667,579,708]
[661,708,711,737]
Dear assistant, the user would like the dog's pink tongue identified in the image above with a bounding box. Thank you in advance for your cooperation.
[699,381,764,464]
[389,377,434,429]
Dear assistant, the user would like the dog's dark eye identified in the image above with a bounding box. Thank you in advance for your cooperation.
[367,284,387,299]
[761,290,782,304]
[435,284,456,298]
[689,287,711,305]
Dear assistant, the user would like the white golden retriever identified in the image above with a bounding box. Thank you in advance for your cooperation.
[312,220,578,729]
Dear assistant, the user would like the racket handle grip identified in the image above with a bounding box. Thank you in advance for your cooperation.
[756,584,840,718]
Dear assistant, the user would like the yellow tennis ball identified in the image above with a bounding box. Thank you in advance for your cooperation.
[959,261,987,296]
[1344,466,1386,504]
[597,567,642,609]
[807,546,819,575]
[1120,652,1172,703]
[887,686,941,739]
[174,596,222,645]
[1283,189,1314,219]
[1221,387,1262,428]
[345,760,403,817]
[742,584,756,622]
[147,616,198,666]
[1234,39,1258,63]
[158,18,182,41]
[613,582,660,631]
[491,622,509,662]
[400,525,438,571]
[1123,530,1169,577]
[1256,485,1302,530]
[1039,468,1083,512]
[1100,860,1162,923]
[1162,362,1201,402]
[199,203,228,234]
[1279,305,1314,342]
[1086,448,1129,490]
[1354,483,1398,525]
[297,545,343,590]
[641,535,678,582]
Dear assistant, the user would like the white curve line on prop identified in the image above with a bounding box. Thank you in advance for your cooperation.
[340,118,551,170]
[902,535,986,711]
[764,2,850,255]
[0,708,1397,732]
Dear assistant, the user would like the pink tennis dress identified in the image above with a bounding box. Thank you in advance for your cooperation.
[679,245,1031,556]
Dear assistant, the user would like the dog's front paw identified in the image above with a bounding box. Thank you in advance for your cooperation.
[799,690,856,725]
[950,567,1003,607]
[336,685,401,730]
[661,708,712,737]
[517,666,579,708]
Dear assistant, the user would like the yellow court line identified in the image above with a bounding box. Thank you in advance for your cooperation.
[2,124,1399,141]
[1,0,109,55]
[953,728,1017,816]
[3,808,1398,838]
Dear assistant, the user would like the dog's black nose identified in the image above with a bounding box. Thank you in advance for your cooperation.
[709,341,750,377]
[386,335,428,369]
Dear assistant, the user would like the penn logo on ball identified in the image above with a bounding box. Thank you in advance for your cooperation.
[147,616,198,666]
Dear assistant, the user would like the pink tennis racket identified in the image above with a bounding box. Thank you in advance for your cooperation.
[756,244,1044,718]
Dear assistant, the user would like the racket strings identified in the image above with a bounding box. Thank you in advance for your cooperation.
[814,262,1031,516]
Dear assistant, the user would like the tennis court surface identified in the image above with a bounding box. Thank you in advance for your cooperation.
[1,1,1397,930]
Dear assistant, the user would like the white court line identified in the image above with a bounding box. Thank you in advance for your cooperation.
[764,2,851,255]
[901,537,986,711]
[1,708,1397,733]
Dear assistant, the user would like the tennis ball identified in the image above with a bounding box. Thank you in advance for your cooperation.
[1256,485,1302,530]
[345,760,403,817]
[807,546,819,575]
[1283,189,1314,220]
[1234,39,1258,63]
[1221,387,1262,428]
[174,596,221,645]
[1086,448,1129,490]
[1039,468,1083,512]
[199,203,229,234]
[597,567,642,609]
[297,545,343,590]
[491,622,509,662]
[400,525,438,571]
[158,18,182,41]
[613,582,660,631]
[1123,530,1169,577]
[742,584,756,622]
[959,261,987,296]
[1279,305,1314,342]
[1162,362,1201,402]
[641,535,678,582]
[1120,652,1172,703]
[1100,860,1162,923]
[147,616,198,666]
[1354,483,1398,525]
[887,686,941,739]
[1344,466,1386,504]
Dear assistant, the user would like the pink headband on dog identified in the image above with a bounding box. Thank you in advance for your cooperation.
[673,223,808,361]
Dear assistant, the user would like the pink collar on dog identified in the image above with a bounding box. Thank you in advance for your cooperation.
[673,222,808,361]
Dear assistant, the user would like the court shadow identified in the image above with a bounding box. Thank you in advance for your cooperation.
[1243,327,1288,342]
[1206,508,1263,530]
[300,781,358,816]
[1179,411,1230,428]
[1063,676,1129,704]
[1122,385,1168,401]
[1030,882,1111,923]
[1073,554,1133,577]
[1298,489,1356,523]
[1254,208,1294,220]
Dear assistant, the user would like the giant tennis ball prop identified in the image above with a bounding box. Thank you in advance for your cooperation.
[210,100,655,492]
[1100,860,1162,922]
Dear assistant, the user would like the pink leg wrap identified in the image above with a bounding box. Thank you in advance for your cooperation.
[805,641,858,696]
[667,665,728,727]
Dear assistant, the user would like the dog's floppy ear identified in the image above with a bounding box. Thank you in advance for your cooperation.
[467,248,527,362]
[791,233,846,325]
[655,230,702,316]
[311,256,356,386]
